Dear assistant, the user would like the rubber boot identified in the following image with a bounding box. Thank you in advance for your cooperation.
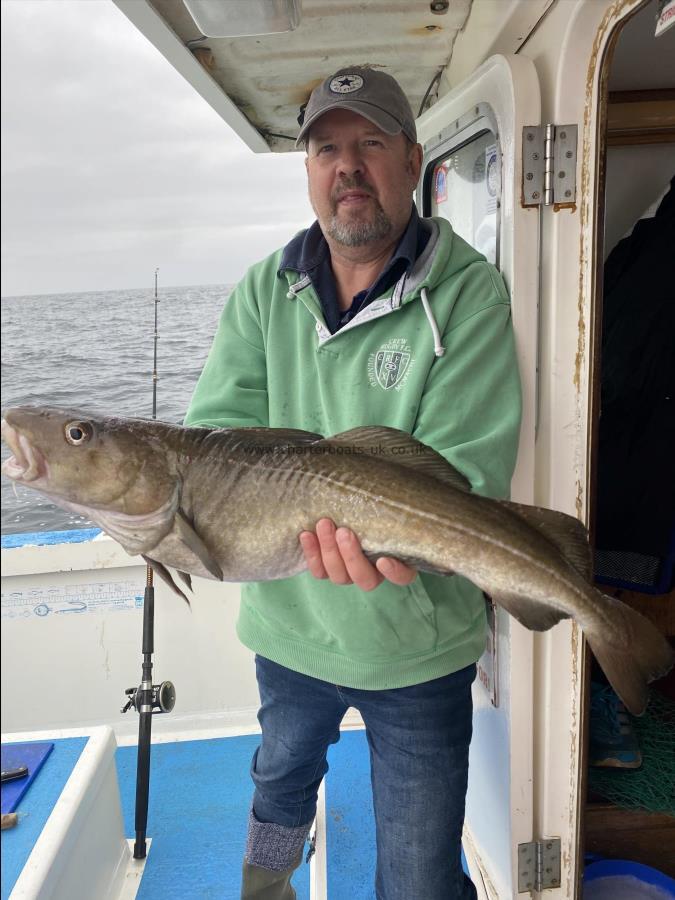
[240,809,309,900]
[240,850,302,900]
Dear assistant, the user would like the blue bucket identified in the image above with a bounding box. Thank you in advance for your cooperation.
[584,860,675,898]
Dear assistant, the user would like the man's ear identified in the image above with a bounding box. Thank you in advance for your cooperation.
[408,142,423,182]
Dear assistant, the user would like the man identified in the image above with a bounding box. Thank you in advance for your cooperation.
[185,67,521,899]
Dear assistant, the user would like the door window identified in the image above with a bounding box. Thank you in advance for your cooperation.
[424,128,501,266]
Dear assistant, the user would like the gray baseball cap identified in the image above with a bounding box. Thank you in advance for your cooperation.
[296,67,417,148]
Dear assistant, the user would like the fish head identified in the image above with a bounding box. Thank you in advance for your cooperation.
[1,406,178,517]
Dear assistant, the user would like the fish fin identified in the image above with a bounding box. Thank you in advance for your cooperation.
[324,427,472,493]
[490,591,568,632]
[143,555,191,607]
[177,570,193,592]
[499,501,592,579]
[93,485,180,556]
[174,511,223,581]
[585,592,674,716]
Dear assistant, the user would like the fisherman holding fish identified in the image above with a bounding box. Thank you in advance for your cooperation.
[186,68,521,899]
[3,65,673,900]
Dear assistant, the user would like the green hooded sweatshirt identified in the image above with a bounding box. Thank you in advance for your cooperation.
[185,216,522,689]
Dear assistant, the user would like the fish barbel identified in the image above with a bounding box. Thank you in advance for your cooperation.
[2,406,672,715]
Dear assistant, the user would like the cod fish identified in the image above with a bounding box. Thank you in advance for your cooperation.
[2,406,673,715]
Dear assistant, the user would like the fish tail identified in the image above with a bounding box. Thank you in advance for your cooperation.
[585,592,674,716]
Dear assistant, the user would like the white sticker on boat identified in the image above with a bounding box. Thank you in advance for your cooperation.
[1,581,144,618]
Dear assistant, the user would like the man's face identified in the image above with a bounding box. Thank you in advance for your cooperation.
[305,108,422,249]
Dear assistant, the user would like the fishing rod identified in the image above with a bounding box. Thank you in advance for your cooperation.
[121,268,176,860]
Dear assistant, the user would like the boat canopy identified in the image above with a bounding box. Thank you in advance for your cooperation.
[113,0,547,153]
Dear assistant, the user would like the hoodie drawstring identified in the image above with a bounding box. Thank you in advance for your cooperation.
[288,279,444,357]
[421,287,445,357]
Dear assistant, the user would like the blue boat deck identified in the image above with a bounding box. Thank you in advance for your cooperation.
[2,729,377,900]
[1,737,89,899]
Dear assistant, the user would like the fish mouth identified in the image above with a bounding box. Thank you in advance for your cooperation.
[1,418,46,483]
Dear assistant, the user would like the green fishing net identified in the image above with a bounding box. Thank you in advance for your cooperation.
[588,689,675,816]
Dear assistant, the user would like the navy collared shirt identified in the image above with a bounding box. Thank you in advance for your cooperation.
[279,206,429,334]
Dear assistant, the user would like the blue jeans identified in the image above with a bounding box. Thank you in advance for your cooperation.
[250,656,477,900]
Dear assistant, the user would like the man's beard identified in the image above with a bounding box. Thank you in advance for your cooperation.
[320,178,393,247]
[326,203,393,247]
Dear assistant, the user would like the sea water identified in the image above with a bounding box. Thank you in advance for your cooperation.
[1,284,231,534]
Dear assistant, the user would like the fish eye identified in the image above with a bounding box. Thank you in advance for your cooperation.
[64,421,92,446]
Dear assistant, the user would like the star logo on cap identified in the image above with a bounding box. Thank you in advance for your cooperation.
[329,73,364,94]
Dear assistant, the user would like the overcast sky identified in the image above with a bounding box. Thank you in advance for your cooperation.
[1,0,314,297]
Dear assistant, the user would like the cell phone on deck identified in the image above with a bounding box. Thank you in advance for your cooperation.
[1,765,29,782]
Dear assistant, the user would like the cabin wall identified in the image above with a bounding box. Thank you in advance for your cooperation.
[520,0,674,891]
[444,0,556,89]
[1,537,261,740]
[418,2,656,895]
[484,1,650,897]
[417,51,542,900]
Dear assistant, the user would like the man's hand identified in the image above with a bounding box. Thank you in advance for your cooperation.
[300,518,417,591]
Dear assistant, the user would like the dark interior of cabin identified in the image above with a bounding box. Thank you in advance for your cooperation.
[586,0,675,877]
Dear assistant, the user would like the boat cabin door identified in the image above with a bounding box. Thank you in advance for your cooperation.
[417,54,544,900]
[417,0,674,895]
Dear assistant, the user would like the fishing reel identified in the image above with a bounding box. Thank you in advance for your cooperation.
[121,680,176,715]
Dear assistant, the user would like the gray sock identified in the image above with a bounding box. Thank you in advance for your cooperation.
[245,809,312,872]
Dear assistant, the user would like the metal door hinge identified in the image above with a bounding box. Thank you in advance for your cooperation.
[518,838,561,892]
[522,125,577,206]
